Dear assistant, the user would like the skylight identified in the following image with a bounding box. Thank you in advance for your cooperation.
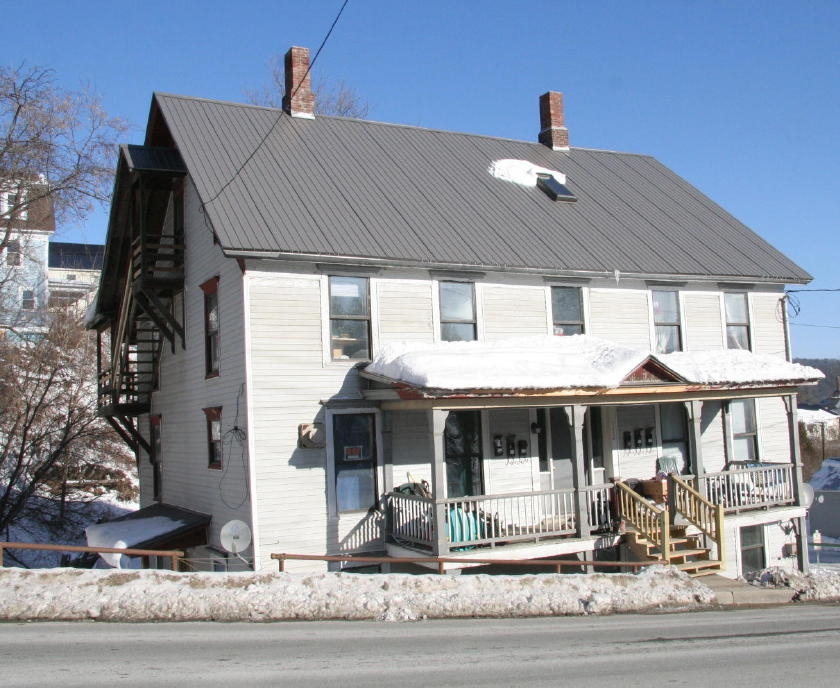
[537,173,577,202]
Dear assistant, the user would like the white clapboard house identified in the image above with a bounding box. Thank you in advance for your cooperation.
[87,47,822,577]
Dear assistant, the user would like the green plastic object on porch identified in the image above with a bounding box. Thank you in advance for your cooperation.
[448,507,478,551]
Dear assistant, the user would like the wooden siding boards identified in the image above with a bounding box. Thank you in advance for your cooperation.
[482,284,549,341]
[750,292,788,357]
[684,291,725,351]
[151,93,810,283]
[588,288,651,349]
[377,279,435,344]
[758,397,791,463]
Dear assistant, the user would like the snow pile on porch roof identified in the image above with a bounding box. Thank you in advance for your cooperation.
[366,336,646,391]
[658,349,823,385]
[365,336,824,392]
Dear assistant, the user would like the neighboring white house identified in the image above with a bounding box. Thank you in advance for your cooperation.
[87,47,822,578]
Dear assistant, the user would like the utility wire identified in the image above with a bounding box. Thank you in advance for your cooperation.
[201,0,351,209]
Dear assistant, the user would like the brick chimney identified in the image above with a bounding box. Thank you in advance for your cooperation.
[538,91,569,151]
[282,46,315,119]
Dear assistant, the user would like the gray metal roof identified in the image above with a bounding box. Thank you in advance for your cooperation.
[150,93,810,283]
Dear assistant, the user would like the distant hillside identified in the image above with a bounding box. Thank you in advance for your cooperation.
[796,358,840,405]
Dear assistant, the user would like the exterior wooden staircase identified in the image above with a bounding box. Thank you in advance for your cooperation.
[625,523,722,576]
[615,475,724,577]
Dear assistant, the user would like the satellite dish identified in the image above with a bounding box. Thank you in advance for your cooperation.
[220,519,252,555]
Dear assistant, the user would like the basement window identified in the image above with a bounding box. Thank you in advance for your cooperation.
[537,173,577,202]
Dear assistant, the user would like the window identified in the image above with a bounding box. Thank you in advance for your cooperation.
[20,289,35,310]
[439,281,476,341]
[724,292,751,350]
[201,277,220,376]
[204,407,223,470]
[5,239,21,266]
[332,413,377,512]
[730,399,758,462]
[659,403,688,473]
[551,286,584,335]
[3,191,26,220]
[740,524,766,577]
[652,289,681,353]
[329,276,370,360]
[150,415,162,501]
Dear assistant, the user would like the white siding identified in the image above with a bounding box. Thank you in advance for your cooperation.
[700,401,726,472]
[148,180,252,559]
[377,279,434,344]
[588,288,650,348]
[683,292,724,351]
[750,292,788,357]
[483,408,536,494]
[481,284,549,342]
[389,411,432,487]
[758,396,791,462]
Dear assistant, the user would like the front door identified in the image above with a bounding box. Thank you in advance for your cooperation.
[444,410,483,497]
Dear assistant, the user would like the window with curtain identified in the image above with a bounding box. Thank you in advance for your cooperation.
[652,289,681,353]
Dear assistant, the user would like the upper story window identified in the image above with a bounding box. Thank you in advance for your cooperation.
[203,406,223,470]
[729,399,758,462]
[724,292,751,350]
[652,289,681,353]
[21,289,35,310]
[5,239,21,266]
[439,281,476,341]
[329,276,371,360]
[200,277,220,377]
[551,286,584,335]
[2,191,27,221]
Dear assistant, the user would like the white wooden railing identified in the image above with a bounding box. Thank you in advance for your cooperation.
[387,484,614,554]
[703,463,795,512]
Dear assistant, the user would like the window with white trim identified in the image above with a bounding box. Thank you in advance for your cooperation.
[5,239,21,266]
[329,276,371,360]
[201,277,220,377]
[724,292,751,350]
[652,289,682,353]
[21,289,35,310]
[332,412,377,512]
[439,281,476,341]
[551,286,584,335]
[729,399,758,462]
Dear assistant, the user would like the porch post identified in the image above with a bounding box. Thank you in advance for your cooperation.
[784,394,809,573]
[683,400,705,496]
[564,405,590,540]
[428,409,450,556]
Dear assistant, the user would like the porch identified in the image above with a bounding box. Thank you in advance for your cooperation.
[383,463,798,569]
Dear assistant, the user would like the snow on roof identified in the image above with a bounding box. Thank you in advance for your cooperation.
[488,159,567,186]
[366,336,647,391]
[365,336,824,393]
[86,515,189,568]
[809,458,840,491]
[799,408,839,424]
[658,349,823,385]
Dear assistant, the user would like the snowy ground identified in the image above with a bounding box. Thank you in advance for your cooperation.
[1,564,839,623]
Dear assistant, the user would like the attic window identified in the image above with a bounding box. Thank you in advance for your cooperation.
[537,173,576,202]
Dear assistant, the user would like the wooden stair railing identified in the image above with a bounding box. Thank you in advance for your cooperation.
[614,481,670,560]
[670,473,725,566]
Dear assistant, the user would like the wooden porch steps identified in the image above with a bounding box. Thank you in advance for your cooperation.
[624,526,722,577]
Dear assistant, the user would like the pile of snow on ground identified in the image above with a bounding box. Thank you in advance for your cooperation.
[754,566,840,601]
[809,458,840,491]
[0,566,714,622]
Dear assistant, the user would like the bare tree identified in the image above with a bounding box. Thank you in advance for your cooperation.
[245,55,369,118]
[1,64,128,254]
[0,309,137,537]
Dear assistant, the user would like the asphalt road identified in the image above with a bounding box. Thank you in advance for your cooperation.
[3,605,840,687]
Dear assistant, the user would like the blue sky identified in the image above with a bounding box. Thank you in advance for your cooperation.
[6,1,839,358]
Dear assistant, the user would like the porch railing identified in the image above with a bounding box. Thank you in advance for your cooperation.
[671,474,725,563]
[387,484,614,554]
[703,463,795,512]
[614,481,670,559]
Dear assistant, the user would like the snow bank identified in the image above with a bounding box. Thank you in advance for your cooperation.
[0,566,714,622]
[754,566,840,601]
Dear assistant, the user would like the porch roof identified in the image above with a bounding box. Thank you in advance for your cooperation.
[361,336,822,402]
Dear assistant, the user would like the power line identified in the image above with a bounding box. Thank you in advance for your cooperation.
[789,322,840,330]
[201,0,351,209]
